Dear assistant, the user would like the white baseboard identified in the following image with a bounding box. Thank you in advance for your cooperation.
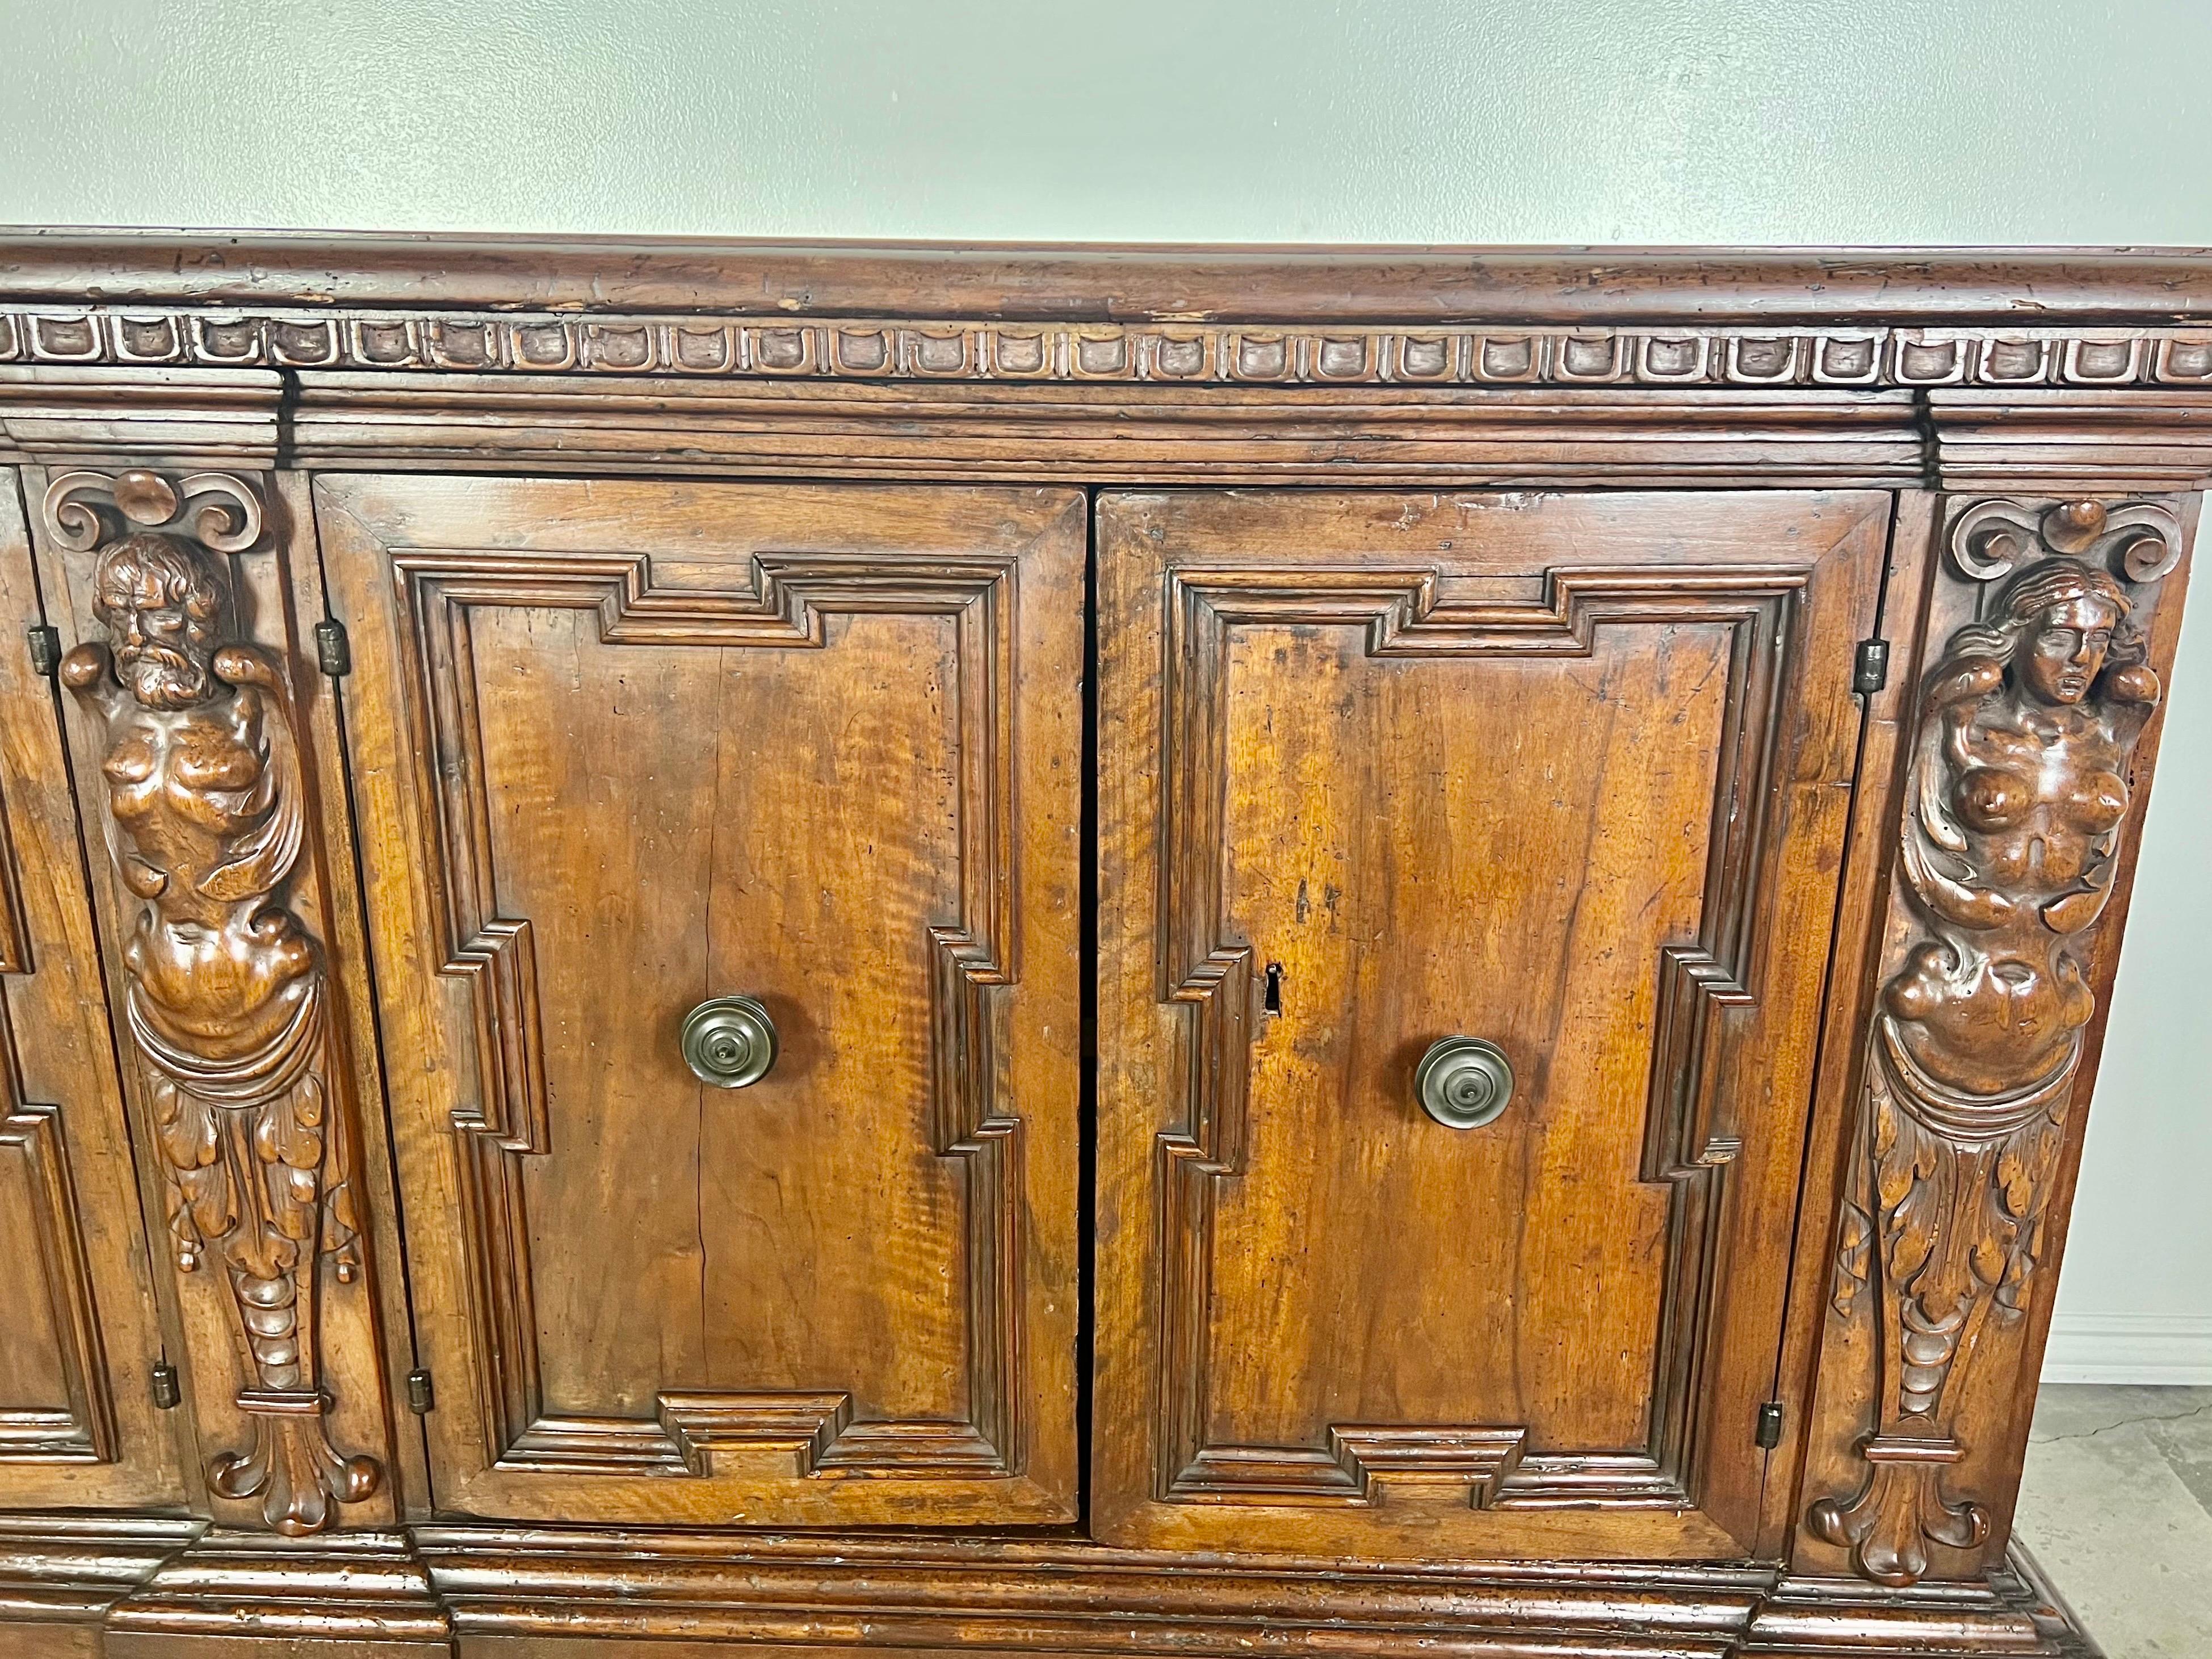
[2041,1313,2212,1385]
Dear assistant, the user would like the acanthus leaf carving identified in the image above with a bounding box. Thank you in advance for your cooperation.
[1811,496,2174,1586]
[52,468,381,1535]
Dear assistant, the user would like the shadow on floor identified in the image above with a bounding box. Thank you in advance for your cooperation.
[2014,1384,2212,1658]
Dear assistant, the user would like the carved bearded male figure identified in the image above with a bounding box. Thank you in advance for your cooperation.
[69,535,322,1090]
[60,522,377,1534]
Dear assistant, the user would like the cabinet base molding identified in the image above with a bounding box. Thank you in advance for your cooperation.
[0,1522,2095,1658]
[1740,1547,2093,1657]
[99,1530,448,1657]
[0,1516,203,1656]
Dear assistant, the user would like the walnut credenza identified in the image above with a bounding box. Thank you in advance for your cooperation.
[1,237,2204,1658]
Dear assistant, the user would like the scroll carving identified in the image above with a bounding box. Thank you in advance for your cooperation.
[1811,498,2173,1586]
[52,469,381,1534]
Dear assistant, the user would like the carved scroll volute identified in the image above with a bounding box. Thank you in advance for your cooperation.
[49,469,383,1535]
[1809,497,2180,1586]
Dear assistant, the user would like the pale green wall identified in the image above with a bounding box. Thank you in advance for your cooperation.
[2,1,2205,1350]
[6,0,2212,242]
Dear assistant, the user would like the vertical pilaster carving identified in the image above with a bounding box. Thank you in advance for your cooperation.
[51,468,382,1535]
[1810,498,2180,1586]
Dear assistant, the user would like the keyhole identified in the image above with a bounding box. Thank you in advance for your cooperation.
[1263,961,1285,1017]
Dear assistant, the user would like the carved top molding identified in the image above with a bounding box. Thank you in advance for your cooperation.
[5,235,2212,323]
[3,236,2212,389]
[14,305,2212,389]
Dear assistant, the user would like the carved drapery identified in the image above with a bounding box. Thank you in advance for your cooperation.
[1810,497,2180,1586]
[52,468,381,1534]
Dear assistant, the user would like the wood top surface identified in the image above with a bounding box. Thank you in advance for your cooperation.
[5,231,2212,324]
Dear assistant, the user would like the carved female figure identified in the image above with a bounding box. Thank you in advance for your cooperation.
[1887,556,2158,1103]
[1816,545,2161,1585]
[58,495,379,1535]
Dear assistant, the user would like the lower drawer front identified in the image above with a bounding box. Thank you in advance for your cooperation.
[319,474,1083,1526]
[1093,488,1889,1559]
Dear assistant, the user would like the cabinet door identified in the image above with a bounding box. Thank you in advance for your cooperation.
[1095,489,1888,1560]
[0,475,186,1510]
[319,476,1082,1526]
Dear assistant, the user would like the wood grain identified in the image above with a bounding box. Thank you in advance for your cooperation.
[0,241,2202,1657]
[317,474,1082,1527]
[5,233,2211,324]
[1094,489,1886,1560]
[1757,491,1942,1564]
[0,470,186,1511]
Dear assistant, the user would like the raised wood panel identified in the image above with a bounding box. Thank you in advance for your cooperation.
[318,474,1081,1526]
[0,1097,114,1467]
[0,472,184,1510]
[1095,490,1888,1560]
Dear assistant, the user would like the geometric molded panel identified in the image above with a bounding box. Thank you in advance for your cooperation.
[1153,563,1803,1510]
[392,548,1027,1481]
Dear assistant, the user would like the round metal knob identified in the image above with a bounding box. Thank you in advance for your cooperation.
[1414,1036,1514,1129]
[680,995,779,1089]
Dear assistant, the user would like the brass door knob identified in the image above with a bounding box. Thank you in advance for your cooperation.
[681,994,779,1089]
[1414,1036,1514,1129]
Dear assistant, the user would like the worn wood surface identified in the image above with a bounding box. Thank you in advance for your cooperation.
[0,240,2206,1653]
[1093,489,1885,1560]
[0,474,187,1513]
[318,474,1083,1527]
[0,1510,2104,1659]
[12,370,2211,498]
[4,234,2211,324]
[1752,491,1943,1563]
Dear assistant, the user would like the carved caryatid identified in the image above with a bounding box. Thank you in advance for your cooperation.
[1811,498,2179,1586]
[51,469,381,1534]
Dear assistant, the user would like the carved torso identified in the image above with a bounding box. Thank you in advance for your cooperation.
[1884,645,2156,1098]
[93,675,319,1059]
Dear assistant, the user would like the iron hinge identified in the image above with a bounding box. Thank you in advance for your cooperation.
[26,624,61,677]
[406,1368,435,1415]
[314,619,352,678]
[1756,1400,1785,1450]
[150,1361,181,1410]
[1853,637,1891,695]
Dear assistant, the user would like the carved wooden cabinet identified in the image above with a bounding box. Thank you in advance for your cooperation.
[0,237,2203,1658]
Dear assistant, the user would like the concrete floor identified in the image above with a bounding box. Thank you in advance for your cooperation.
[2014,1385,2212,1658]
